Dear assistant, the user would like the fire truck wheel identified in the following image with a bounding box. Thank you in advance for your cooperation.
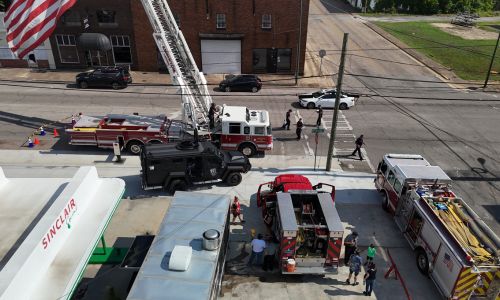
[225,86,231,92]
[79,81,88,89]
[381,192,390,212]
[307,102,315,109]
[168,179,187,194]
[416,250,430,275]
[225,172,242,186]
[127,141,144,155]
[339,103,348,110]
[239,143,256,157]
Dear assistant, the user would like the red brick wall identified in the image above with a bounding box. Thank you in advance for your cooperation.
[166,0,309,74]
[130,0,159,71]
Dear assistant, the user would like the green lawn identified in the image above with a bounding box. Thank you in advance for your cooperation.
[375,21,499,81]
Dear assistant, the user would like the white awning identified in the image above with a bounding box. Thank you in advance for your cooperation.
[0,166,125,300]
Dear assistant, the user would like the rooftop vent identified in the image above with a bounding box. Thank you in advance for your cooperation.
[168,245,192,271]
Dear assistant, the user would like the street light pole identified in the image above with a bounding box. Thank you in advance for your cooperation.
[326,33,349,171]
[295,0,303,85]
[484,32,500,89]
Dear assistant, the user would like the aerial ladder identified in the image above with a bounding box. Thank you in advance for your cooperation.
[140,0,213,130]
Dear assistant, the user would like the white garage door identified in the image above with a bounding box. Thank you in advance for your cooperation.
[201,39,241,74]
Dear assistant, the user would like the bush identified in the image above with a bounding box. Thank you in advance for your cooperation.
[372,0,496,14]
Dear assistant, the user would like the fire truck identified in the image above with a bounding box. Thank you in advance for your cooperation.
[375,154,500,299]
[66,113,198,155]
[257,174,335,220]
[271,190,344,274]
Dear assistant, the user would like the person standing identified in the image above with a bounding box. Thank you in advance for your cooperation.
[262,240,277,271]
[343,231,358,265]
[231,196,245,223]
[363,263,377,296]
[351,134,365,161]
[283,109,292,130]
[296,118,304,140]
[208,103,216,129]
[346,250,363,285]
[365,244,376,266]
[316,106,323,127]
[247,234,266,267]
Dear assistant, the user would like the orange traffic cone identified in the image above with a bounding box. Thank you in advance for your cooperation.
[53,128,60,138]
[34,137,40,145]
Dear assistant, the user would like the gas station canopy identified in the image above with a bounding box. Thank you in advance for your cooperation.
[0,166,125,300]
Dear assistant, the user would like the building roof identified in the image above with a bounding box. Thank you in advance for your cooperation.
[0,166,125,300]
[127,191,230,300]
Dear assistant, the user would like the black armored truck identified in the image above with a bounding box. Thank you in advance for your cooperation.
[140,141,252,193]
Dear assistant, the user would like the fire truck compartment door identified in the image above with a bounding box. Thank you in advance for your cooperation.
[277,193,298,233]
[318,193,343,238]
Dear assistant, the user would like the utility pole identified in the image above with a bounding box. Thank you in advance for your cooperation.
[295,0,303,85]
[326,33,349,171]
[484,32,500,89]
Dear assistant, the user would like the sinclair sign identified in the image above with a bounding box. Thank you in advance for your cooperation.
[42,198,78,250]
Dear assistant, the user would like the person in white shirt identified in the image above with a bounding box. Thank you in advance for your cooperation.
[247,234,266,266]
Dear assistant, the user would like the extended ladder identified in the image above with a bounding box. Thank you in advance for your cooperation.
[140,0,213,129]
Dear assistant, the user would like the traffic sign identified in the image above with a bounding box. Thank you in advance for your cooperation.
[311,127,325,133]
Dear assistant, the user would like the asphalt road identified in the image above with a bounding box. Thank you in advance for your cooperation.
[0,0,498,232]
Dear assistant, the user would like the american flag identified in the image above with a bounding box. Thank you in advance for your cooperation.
[3,0,77,59]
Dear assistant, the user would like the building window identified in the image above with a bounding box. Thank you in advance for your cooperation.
[61,10,81,26]
[277,48,292,71]
[111,35,132,64]
[56,34,79,63]
[96,10,117,27]
[216,14,226,29]
[262,14,272,29]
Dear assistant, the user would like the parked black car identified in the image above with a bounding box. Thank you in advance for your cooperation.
[141,140,251,194]
[76,66,132,90]
[219,74,262,93]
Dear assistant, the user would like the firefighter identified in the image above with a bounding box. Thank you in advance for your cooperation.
[208,103,217,129]
[282,109,292,130]
[296,118,304,140]
[231,196,245,223]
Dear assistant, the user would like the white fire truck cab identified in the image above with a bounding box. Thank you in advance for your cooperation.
[375,154,500,299]
[213,105,273,157]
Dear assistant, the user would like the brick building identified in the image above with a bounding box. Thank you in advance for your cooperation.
[4,0,309,74]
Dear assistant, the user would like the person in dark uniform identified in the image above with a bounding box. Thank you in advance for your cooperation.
[208,103,216,129]
[343,231,358,265]
[351,134,365,161]
[283,109,292,130]
[296,118,304,140]
[316,106,323,127]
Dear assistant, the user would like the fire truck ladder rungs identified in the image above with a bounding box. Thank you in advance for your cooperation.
[141,0,213,129]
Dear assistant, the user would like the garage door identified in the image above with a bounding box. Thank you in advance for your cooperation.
[201,39,241,74]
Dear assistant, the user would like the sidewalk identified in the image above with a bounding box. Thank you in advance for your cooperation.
[0,67,331,88]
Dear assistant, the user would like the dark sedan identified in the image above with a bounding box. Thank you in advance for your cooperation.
[219,75,262,93]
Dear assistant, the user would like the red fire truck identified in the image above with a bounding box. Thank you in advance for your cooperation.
[257,174,335,220]
[271,191,344,274]
[66,114,198,155]
[213,105,273,157]
[375,154,500,299]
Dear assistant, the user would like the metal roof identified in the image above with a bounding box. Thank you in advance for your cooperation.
[0,166,125,300]
[221,106,270,126]
[384,153,429,168]
[276,193,298,232]
[394,165,451,183]
[317,193,343,234]
[143,141,217,158]
[127,191,230,300]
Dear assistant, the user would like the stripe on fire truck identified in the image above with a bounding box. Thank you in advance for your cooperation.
[453,267,480,300]
[280,238,296,257]
[327,238,342,263]
[473,270,500,296]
